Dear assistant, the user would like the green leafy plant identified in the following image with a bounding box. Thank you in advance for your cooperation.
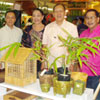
[57,28,100,75]
[0,40,52,70]
[31,40,52,69]
[0,42,21,60]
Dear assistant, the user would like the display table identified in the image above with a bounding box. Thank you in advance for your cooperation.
[0,79,93,100]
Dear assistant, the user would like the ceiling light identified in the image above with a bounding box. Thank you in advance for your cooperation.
[0,2,13,6]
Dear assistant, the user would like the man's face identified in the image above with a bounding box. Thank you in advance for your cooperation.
[53,5,66,23]
[5,12,16,28]
[85,11,99,30]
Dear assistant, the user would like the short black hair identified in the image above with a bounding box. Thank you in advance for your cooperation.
[84,9,99,17]
[32,8,46,25]
[32,8,44,16]
[5,10,16,18]
[53,3,66,11]
[79,17,84,23]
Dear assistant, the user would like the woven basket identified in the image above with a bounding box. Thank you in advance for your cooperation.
[38,72,54,86]
[71,72,88,87]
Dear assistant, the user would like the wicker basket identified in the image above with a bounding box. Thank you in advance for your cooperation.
[4,91,37,100]
[39,72,54,86]
[0,47,37,86]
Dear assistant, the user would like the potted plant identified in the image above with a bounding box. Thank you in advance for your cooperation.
[51,28,100,97]
[32,40,55,93]
[58,28,100,75]
[0,28,57,91]
[50,55,71,97]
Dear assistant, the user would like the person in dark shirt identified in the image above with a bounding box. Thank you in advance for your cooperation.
[77,17,88,36]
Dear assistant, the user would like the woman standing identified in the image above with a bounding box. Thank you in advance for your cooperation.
[22,8,45,47]
[22,8,45,73]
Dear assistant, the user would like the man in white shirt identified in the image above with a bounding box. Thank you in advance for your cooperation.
[0,10,23,69]
[42,4,78,69]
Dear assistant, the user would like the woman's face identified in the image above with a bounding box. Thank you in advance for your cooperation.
[32,10,44,24]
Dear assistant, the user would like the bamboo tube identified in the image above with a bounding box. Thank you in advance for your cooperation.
[93,83,100,100]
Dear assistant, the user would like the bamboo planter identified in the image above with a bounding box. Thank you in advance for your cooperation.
[38,70,55,92]
[71,72,88,87]
[53,76,72,98]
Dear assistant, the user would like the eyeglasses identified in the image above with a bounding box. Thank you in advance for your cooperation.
[85,16,97,20]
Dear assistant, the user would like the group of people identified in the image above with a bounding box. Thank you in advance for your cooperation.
[0,3,100,100]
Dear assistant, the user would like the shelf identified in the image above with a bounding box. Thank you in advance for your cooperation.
[0,79,93,100]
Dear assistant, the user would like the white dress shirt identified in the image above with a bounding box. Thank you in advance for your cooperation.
[42,19,78,67]
[0,25,23,59]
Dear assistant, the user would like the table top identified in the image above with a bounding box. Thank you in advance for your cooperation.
[0,79,93,100]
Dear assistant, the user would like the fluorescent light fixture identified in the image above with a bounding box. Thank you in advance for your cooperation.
[0,2,13,6]
[0,10,6,13]
[39,7,53,11]
[48,8,53,11]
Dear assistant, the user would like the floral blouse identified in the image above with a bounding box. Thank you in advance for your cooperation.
[22,25,45,48]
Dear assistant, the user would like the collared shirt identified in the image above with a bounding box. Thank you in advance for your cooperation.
[0,25,23,58]
[42,20,78,67]
[80,25,100,76]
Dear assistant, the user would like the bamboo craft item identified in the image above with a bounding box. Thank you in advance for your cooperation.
[71,72,88,87]
[39,72,54,86]
[4,91,37,100]
[0,47,37,86]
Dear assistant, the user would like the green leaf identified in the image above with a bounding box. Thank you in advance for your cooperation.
[62,28,72,37]
[80,54,88,59]
[13,43,21,57]
[83,61,97,76]
[0,44,13,51]
[86,46,99,56]
[78,57,82,68]
[5,43,16,60]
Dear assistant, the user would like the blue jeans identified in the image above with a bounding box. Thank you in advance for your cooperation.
[87,76,100,100]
